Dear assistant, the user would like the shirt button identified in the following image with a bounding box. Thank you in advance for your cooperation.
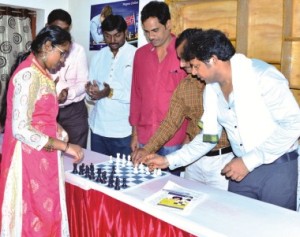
[240,144,243,146]
[234,125,237,128]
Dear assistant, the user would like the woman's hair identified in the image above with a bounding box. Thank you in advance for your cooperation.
[1,25,72,130]
[101,5,113,18]
[10,25,71,77]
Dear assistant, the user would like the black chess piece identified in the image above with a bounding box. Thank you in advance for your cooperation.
[96,169,103,183]
[107,176,114,188]
[89,170,95,180]
[90,163,94,173]
[102,171,107,184]
[111,165,116,174]
[84,165,90,178]
[114,176,120,190]
[71,163,78,174]
[121,177,128,188]
[79,163,85,175]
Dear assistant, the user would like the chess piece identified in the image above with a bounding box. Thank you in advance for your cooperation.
[122,155,126,167]
[84,166,90,178]
[95,168,103,183]
[145,166,150,175]
[116,153,120,163]
[121,177,128,188]
[157,169,162,176]
[115,163,121,173]
[71,163,78,174]
[127,155,132,166]
[102,171,107,184]
[79,163,85,175]
[114,176,121,190]
[139,164,145,174]
[107,176,114,188]
[90,163,94,173]
[152,169,157,177]
[133,165,138,174]
[109,155,113,164]
[111,165,116,174]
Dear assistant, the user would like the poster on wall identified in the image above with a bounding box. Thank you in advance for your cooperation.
[90,0,139,51]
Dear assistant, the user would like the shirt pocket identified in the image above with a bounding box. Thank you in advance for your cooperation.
[63,65,77,83]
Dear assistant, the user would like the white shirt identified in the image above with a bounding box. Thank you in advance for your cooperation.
[88,42,137,138]
[167,58,300,172]
[51,42,89,107]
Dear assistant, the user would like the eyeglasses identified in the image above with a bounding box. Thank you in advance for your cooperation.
[53,45,67,58]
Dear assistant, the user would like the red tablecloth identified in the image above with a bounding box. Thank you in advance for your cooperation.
[65,183,196,237]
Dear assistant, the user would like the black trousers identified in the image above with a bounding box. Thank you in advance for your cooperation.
[57,100,89,148]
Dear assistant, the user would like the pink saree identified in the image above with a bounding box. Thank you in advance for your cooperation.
[0,54,69,236]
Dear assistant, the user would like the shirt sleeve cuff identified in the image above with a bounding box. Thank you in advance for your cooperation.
[166,153,182,170]
[242,150,264,172]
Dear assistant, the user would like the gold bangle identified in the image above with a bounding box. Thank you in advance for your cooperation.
[44,137,54,152]
[107,88,113,98]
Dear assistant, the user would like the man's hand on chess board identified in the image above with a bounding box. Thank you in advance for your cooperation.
[69,153,167,191]
[142,153,170,171]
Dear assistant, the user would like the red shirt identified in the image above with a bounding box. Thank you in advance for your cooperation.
[130,36,188,146]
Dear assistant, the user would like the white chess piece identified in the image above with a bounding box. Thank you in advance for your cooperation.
[109,155,113,164]
[156,168,162,176]
[127,155,133,166]
[145,166,150,175]
[139,164,145,174]
[115,163,121,173]
[116,153,120,163]
[152,169,157,177]
[133,165,138,174]
[122,154,126,167]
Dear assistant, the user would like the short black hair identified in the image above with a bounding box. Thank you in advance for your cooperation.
[101,14,127,32]
[141,1,170,25]
[175,28,202,49]
[183,29,235,62]
[47,9,72,26]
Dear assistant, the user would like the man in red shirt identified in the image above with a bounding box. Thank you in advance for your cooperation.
[129,1,187,175]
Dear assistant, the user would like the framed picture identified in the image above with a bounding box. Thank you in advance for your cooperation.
[90,0,139,51]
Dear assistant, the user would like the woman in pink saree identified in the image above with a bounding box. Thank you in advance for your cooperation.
[0,25,84,237]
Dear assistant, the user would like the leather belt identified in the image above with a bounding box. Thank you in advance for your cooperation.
[271,150,298,165]
[206,146,233,157]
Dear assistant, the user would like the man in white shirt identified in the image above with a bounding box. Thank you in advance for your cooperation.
[48,9,89,148]
[144,29,300,210]
[86,15,136,157]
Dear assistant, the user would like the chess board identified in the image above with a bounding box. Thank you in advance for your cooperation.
[68,159,169,191]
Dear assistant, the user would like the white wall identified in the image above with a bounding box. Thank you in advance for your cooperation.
[0,0,157,63]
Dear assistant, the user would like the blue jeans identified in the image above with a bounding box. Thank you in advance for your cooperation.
[140,144,185,176]
[91,132,132,158]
